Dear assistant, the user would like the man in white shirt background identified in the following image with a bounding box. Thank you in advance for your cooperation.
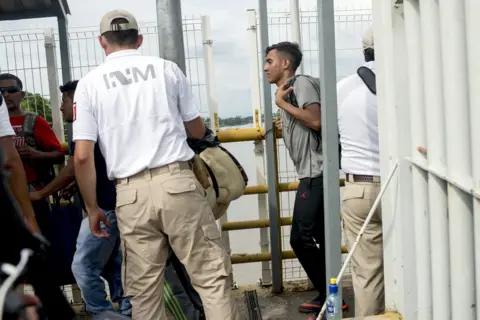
[72,9,239,320]
[337,25,384,317]
[0,91,40,233]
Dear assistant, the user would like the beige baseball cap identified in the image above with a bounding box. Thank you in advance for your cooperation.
[100,9,139,35]
[362,25,374,50]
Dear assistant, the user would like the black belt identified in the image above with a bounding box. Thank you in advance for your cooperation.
[346,173,380,183]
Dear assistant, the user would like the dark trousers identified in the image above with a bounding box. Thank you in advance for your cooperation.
[167,249,205,319]
[290,175,327,300]
[32,198,53,243]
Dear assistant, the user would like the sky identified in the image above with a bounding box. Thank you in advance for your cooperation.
[0,0,372,118]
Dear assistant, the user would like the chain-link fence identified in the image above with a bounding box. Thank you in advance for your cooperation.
[0,17,209,121]
[0,33,52,121]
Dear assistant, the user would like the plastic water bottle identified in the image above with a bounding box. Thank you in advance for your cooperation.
[326,278,341,320]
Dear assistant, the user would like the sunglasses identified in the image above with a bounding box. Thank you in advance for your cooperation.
[0,86,21,94]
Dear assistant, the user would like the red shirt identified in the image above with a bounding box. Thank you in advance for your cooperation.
[10,115,64,189]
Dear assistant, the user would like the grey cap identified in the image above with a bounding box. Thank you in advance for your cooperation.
[100,9,139,35]
[362,25,374,50]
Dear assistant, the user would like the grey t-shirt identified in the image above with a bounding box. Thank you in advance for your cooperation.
[280,75,323,179]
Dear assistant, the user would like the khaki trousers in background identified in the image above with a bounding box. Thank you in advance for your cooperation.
[114,162,241,320]
[341,177,385,317]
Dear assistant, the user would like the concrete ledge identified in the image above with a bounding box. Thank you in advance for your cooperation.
[343,312,403,320]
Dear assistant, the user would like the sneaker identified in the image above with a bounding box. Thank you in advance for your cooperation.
[298,298,349,314]
[298,297,322,313]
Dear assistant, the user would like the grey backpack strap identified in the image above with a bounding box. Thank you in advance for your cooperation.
[357,66,376,95]
[22,112,38,134]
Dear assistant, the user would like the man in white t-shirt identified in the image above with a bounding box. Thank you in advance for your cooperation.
[0,91,40,233]
[337,25,384,317]
[72,10,239,320]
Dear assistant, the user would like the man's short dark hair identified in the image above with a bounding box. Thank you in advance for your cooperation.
[364,48,375,62]
[0,73,23,90]
[265,42,303,72]
[59,80,78,99]
[102,18,139,47]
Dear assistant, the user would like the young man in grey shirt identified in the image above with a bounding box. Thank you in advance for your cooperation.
[264,42,347,318]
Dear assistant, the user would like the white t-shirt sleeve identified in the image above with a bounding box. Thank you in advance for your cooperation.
[171,63,201,122]
[72,79,98,142]
[0,95,14,137]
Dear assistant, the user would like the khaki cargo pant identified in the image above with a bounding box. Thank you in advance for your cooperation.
[341,175,385,317]
[114,161,241,320]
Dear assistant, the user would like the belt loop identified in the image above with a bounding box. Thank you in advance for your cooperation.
[168,162,181,174]
[144,169,152,181]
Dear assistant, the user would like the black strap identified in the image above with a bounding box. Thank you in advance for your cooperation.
[357,66,376,95]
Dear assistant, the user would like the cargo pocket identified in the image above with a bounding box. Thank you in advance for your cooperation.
[341,184,365,202]
[342,184,370,220]
[116,189,137,209]
[162,176,207,199]
[201,224,231,276]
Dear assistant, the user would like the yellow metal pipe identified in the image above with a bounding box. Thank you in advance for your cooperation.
[222,217,293,231]
[216,127,266,143]
[244,179,344,195]
[61,127,271,154]
[231,247,348,264]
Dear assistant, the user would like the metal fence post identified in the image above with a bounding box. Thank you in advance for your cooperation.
[57,16,72,146]
[246,9,272,286]
[258,0,283,293]
[156,0,187,74]
[201,15,234,286]
[44,28,64,143]
[316,0,342,300]
[289,0,303,74]
[201,16,218,133]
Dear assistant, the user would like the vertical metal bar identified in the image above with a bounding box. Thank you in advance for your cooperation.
[289,0,303,74]
[393,4,418,317]
[438,1,475,319]
[419,0,450,318]
[465,1,480,319]
[404,1,432,319]
[44,28,64,143]
[57,16,72,145]
[247,9,272,285]
[201,16,218,132]
[200,15,234,286]
[156,0,187,74]
[316,0,341,300]
[258,0,283,293]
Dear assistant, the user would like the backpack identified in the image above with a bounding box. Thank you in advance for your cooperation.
[17,112,56,188]
[188,129,248,220]
[285,75,342,168]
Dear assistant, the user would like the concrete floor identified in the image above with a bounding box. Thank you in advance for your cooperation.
[232,279,355,320]
[73,279,358,320]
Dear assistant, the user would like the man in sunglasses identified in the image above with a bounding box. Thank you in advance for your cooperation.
[0,92,40,233]
[0,73,65,241]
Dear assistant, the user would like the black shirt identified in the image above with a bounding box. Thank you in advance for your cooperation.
[70,142,116,212]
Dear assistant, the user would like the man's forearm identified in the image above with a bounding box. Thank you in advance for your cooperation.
[278,101,321,131]
[31,150,65,164]
[5,153,41,233]
[38,157,75,198]
[74,156,98,213]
